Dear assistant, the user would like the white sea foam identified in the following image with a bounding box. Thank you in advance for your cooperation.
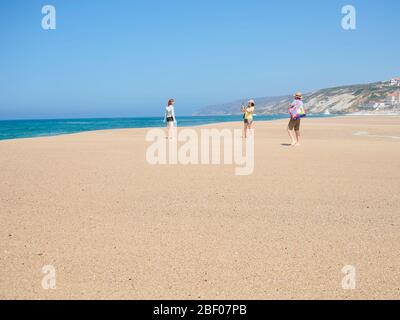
[353,131,400,140]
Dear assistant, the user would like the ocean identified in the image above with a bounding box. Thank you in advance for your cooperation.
[0,114,334,141]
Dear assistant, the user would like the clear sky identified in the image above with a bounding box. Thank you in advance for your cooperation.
[0,0,399,119]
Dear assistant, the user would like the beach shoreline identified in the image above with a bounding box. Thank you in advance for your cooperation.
[0,114,337,142]
[2,114,400,142]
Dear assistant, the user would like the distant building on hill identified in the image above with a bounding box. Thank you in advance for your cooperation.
[374,102,387,110]
[387,91,400,105]
[390,78,400,87]
[360,103,376,110]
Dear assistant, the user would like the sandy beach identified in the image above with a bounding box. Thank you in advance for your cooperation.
[1,116,399,300]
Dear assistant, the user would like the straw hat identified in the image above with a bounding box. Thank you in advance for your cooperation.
[294,92,302,99]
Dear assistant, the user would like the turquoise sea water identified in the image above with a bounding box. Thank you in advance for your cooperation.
[0,114,334,141]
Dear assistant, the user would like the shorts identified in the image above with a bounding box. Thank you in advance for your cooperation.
[166,117,174,122]
[244,119,253,124]
[288,118,301,131]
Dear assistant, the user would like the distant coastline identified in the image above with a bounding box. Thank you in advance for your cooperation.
[194,78,400,116]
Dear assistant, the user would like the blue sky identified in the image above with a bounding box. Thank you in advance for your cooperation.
[0,0,399,119]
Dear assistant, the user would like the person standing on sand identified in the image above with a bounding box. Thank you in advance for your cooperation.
[287,92,305,146]
[163,99,177,139]
[242,99,255,138]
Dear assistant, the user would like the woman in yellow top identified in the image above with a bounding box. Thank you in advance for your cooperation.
[242,99,255,138]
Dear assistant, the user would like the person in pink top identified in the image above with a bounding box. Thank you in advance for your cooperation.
[287,92,304,146]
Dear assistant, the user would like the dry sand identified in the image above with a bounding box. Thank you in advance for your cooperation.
[0,116,399,300]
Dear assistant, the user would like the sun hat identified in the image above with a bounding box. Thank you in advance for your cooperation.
[248,99,255,105]
[294,92,302,99]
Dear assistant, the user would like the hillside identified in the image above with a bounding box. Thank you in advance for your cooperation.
[194,78,400,115]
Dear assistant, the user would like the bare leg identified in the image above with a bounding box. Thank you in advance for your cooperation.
[171,122,175,139]
[172,122,177,139]
[244,122,248,138]
[247,121,254,138]
[287,128,296,145]
[295,130,301,146]
[167,122,174,139]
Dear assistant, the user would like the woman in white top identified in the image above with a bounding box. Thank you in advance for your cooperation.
[163,99,177,138]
